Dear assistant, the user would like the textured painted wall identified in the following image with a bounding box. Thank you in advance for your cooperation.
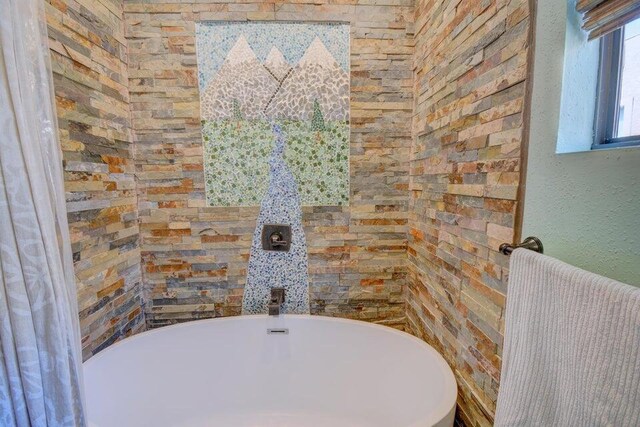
[46,0,145,359]
[407,0,531,425]
[124,1,414,329]
[523,0,640,287]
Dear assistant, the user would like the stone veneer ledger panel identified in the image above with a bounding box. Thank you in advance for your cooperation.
[46,0,145,360]
[45,0,535,425]
[408,0,531,425]
[125,1,414,329]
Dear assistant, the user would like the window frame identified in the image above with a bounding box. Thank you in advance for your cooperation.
[593,26,640,150]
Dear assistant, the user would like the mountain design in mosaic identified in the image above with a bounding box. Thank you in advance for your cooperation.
[200,35,278,121]
[265,37,349,121]
[196,22,350,206]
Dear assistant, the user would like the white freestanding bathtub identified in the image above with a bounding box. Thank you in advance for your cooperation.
[84,315,457,427]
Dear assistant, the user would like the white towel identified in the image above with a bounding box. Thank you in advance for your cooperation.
[495,249,640,427]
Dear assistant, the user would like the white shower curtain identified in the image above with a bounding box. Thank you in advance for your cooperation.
[0,0,86,425]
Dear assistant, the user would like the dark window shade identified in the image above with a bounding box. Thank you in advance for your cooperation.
[577,0,640,40]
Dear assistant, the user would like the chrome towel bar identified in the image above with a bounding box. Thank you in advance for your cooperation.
[499,236,544,256]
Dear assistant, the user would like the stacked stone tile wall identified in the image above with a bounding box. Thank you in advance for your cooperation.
[123,1,414,328]
[44,1,535,423]
[46,0,145,359]
[407,0,531,424]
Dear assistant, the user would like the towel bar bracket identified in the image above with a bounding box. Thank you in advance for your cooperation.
[499,236,543,256]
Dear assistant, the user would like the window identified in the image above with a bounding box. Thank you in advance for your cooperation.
[594,18,640,149]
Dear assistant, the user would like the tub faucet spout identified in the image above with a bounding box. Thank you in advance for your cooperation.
[268,288,285,316]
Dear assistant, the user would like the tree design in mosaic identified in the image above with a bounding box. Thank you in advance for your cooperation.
[196,22,350,206]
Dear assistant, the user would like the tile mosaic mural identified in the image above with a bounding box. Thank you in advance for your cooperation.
[195,22,350,207]
[242,123,310,315]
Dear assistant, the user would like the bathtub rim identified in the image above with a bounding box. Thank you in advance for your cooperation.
[83,314,458,427]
